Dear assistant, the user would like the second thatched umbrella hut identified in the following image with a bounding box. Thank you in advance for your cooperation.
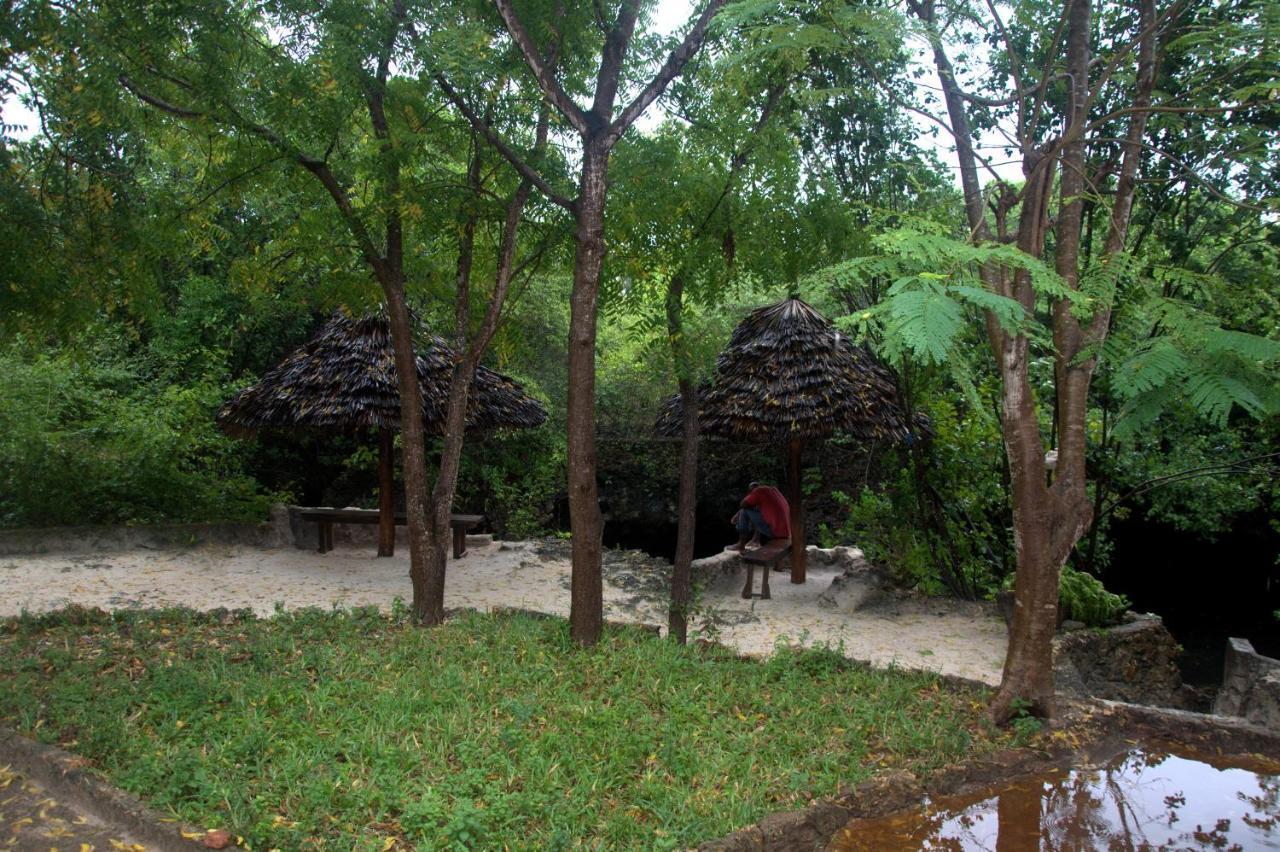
[656,296,919,582]
[218,310,546,556]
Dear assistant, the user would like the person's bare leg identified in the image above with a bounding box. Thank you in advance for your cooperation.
[726,532,750,552]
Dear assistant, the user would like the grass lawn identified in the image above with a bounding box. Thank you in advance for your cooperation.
[0,606,1002,849]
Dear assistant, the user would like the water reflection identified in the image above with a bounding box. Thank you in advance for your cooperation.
[828,747,1280,851]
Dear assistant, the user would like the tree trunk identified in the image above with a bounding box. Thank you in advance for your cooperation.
[377,428,395,557]
[788,436,806,583]
[666,272,699,644]
[383,283,438,625]
[906,0,1160,724]
[989,141,1065,722]
[670,376,700,643]
[364,8,440,625]
[567,141,609,647]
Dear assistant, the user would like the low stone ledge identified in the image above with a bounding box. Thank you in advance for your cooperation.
[1098,698,1280,754]
[0,726,201,850]
[0,504,293,556]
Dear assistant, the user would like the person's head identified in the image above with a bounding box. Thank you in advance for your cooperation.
[748,481,760,490]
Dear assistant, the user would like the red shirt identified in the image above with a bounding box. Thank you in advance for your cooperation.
[744,486,791,539]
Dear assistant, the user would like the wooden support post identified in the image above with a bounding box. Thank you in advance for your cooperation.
[377,428,395,557]
[788,436,806,584]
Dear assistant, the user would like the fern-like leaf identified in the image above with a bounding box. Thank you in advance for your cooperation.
[883,288,963,365]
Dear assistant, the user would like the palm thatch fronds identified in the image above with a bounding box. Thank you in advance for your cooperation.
[217,311,546,437]
[654,297,918,443]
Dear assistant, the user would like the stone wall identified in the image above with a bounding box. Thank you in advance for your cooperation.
[1212,637,1280,730]
[0,505,294,556]
[1054,614,1199,710]
[0,506,497,557]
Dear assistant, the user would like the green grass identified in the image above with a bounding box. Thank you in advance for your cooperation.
[0,606,999,849]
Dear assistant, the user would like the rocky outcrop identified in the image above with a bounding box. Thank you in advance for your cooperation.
[1054,613,1199,710]
[690,545,892,614]
[815,548,892,612]
[1212,637,1280,731]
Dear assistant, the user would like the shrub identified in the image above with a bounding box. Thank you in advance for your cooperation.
[0,336,276,527]
[1057,566,1131,627]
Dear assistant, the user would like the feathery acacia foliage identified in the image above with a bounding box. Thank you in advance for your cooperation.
[815,224,1280,436]
[1102,273,1280,437]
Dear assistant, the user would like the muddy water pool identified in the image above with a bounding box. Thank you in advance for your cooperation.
[828,743,1279,850]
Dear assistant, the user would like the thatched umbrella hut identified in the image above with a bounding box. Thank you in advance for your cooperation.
[218,310,546,556]
[655,297,919,582]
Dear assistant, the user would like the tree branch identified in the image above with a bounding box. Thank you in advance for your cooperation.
[492,0,589,134]
[608,0,728,143]
[593,0,641,123]
[435,75,575,211]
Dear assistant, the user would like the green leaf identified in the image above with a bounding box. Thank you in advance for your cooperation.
[883,288,964,365]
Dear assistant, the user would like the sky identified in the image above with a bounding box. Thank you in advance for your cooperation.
[2,0,1022,186]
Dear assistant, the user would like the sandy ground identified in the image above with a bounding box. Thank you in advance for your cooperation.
[0,540,1009,685]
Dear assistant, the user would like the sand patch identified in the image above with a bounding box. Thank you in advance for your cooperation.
[0,540,1008,684]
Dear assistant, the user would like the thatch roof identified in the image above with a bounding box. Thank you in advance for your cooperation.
[217,310,546,437]
[654,297,920,443]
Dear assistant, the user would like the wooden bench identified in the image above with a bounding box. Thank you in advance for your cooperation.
[740,540,790,600]
[298,509,484,558]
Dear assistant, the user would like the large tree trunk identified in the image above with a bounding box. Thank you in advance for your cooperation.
[365,4,441,624]
[988,145,1067,721]
[414,134,541,623]
[567,141,609,647]
[478,0,724,647]
[908,0,1159,724]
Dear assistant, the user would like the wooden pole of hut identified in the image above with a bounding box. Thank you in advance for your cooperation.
[378,428,395,557]
[788,436,806,583]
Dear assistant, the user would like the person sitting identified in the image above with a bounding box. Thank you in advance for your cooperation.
[727,481,791,551]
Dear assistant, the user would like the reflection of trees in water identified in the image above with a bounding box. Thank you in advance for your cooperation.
[1241,775,1279,833]
[991,750,1278,852]
[829,751,1277,851]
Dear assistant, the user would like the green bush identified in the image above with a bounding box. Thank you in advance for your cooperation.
[819,390,1009,598]
[822,486,938,590]
[1000,565,1130,627]
[0,336,276,527]
[1057,566,1131,627]
[456,413,565,539]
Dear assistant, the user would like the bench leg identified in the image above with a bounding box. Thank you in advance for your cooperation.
[742,564,755,599]
[453,527,465,559]
[317,521,333,554]
[761,563,771,600]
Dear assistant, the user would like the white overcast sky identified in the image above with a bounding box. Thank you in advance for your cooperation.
[2,0,1020,186]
